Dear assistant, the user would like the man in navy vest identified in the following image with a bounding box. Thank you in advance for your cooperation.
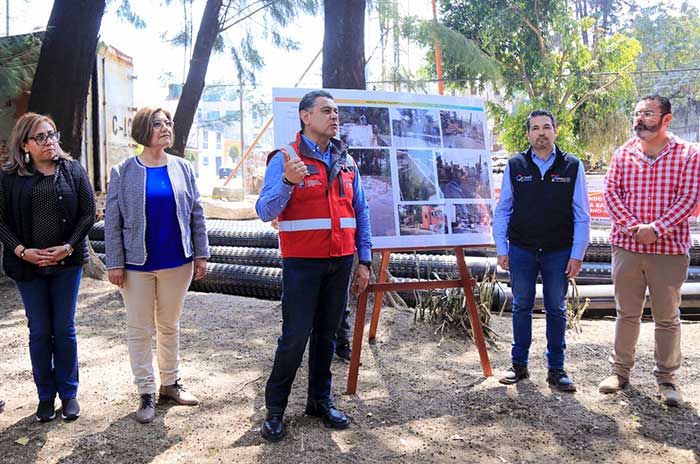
[493,109,590,391]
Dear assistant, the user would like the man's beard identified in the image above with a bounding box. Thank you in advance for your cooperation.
[534,136,550,148]
[634,120,661,138]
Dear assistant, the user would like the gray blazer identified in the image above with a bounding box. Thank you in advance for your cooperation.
[104,155,210,270]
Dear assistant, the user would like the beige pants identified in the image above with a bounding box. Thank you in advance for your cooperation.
[121,262,193,394]
[610,246,688,384]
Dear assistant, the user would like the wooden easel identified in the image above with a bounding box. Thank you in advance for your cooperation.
[346,245,494,394]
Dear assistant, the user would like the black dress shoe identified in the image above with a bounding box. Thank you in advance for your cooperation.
[499,364,529,385]
[547,369,577,392]
[305,401,350,430]
[335,342,352,362]
[61,398,81,421]
[36,400,56,422]
[261,414,285,442]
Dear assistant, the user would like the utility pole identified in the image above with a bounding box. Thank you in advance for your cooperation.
[238,72,245,184]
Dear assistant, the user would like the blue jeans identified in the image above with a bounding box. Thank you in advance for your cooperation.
[265,255,353,415]
[16,266,83,401]
[509,245,569,370]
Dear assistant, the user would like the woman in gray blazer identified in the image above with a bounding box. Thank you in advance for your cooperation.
[104,107,209,424]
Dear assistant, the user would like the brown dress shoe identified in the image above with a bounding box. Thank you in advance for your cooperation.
[159,379,199,405]
[135,393,156,424]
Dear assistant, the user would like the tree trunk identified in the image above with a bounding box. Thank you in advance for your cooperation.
[322,1,406,308]
[322,0,366,90]
[170,0,224,157]
[28,0,106,160]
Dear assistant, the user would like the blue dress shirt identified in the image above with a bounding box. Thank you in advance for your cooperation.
[493,146,591,260]
[255,134,373,262]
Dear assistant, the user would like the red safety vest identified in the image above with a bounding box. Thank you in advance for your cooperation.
[268,134,357,258]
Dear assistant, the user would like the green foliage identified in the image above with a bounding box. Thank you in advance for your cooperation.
[0,33,42,101]
[438,0,641,161]
[114,0,146,29]
[402,17,500,94]
[487,99,579,155]
[630,2,700,110]
[184,148,199,175]
[228,143,240,163]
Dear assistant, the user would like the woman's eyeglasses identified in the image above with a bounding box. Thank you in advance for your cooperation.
[152,120,173,129]
[28,131,61,145]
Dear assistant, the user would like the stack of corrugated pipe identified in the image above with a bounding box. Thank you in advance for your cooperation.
[88,221,700,315]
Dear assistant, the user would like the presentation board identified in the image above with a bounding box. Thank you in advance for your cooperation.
[272,88,495,249]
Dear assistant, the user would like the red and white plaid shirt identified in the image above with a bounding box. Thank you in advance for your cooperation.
[604,134,700,255]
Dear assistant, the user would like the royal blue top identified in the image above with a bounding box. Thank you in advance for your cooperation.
[126,159,191,271]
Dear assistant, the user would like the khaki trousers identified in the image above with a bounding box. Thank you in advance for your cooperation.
[610,246,688,384]
[121,262,193,394]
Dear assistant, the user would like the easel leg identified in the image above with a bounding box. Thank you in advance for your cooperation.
[368,251,390,342]
[347,288,369,394]
[454,247,493,377]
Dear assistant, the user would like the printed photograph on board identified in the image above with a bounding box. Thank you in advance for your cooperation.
[396,149,441,202]
[449,203,493,234]
[398,204,448,235]
[339,106,392,147]
[351,148,396,236]
[390,108,442,148]
[440,109,486,149]
[437,151,492,199]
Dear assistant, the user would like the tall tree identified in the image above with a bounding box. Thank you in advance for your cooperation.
[322,0,366,89]
[168,0,318,156]
[171,0,223,157]
[630,2,700,140]
[28,0,106,160]
[439,0,640,161]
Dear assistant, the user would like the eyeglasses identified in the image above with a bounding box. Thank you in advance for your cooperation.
[152,119,173,129]
[28,131,61,145]
[631,110,666,119]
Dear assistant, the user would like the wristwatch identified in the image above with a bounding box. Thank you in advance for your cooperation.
[64,243,74,256]
[359,260,372,268]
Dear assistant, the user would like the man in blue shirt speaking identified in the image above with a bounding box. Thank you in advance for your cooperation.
[256,90,372,441]
[493,109,590,391]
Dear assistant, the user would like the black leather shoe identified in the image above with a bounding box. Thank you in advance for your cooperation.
[36,400,56,422]
[61,398,81,421]
[335,342,352,362]
[547,369,577,392]
[499,365,529,385]
[261,414,285,442]
[305,401,350,429]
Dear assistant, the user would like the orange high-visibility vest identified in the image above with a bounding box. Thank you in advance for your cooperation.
[268,133,357,258]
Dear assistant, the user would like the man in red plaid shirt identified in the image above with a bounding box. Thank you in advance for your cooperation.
[599,94,700,406]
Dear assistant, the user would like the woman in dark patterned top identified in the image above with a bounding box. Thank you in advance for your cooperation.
[0,112,95,423]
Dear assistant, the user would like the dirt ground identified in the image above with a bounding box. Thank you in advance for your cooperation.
[1,275,699,464]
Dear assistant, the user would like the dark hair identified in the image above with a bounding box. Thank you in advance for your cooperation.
[298,90,334,130]
[526,109,556,131]
[4,112,70,176]
[640,93,672,116]
[131,107,172,147]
